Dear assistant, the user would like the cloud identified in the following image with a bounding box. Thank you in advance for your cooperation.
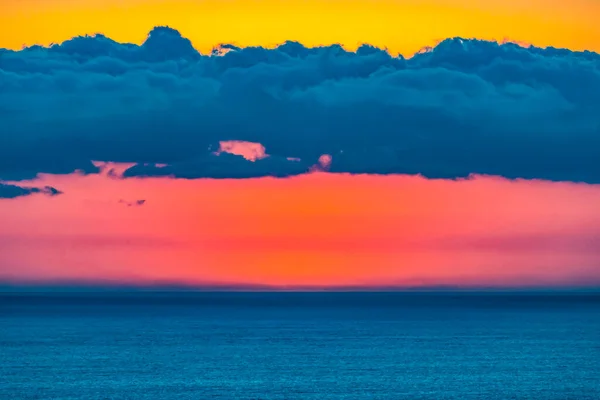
[215,140,268,161]
[118,199,146,207]
[120,141,332,179]
[0,183,62,199]
[1,27,599,182]
[121,151,312,179]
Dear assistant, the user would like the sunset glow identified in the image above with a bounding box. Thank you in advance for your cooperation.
[2,169,599,287]
[1,0,599,289]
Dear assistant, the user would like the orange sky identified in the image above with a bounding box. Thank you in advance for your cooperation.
[1,166,600,287]
[1,0,600,54]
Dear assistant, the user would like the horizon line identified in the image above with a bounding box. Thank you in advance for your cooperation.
[2,282,600,294]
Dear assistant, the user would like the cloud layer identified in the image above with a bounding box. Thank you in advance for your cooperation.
[0,183,62,199]
[1,27,599,183]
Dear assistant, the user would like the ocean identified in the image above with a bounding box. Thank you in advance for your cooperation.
[1,291,599,399]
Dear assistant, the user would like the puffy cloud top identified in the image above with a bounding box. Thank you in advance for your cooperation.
[1,27,599,183]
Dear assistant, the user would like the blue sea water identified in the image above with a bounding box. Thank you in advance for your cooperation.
[1,291,599,399]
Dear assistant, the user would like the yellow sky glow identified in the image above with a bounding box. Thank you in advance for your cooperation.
[1,0,599,55]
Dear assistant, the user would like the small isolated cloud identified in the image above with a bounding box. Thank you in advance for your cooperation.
[118,199,146,207]
[317,154,332,171]
[1,27,599,183]
[215,141,268,161]
[0,183,62,199]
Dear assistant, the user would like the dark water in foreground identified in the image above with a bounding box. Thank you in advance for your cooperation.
[1,292,599,399]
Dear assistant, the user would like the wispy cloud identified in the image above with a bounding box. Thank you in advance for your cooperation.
[118,199,146,207]
[0,182,62,199]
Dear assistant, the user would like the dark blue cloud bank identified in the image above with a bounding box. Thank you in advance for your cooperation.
[1,26,599,187]
[0,183,61,199]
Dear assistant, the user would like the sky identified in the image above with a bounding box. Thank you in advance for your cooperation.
[1,0,600,288]
[2,0,600,54]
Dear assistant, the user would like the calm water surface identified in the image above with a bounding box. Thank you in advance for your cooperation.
[1,292,599,399]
